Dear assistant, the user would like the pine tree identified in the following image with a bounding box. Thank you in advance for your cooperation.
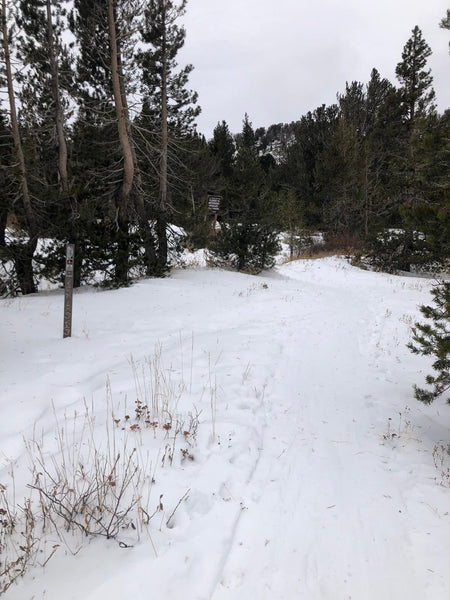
[408,282,450,404]
[138,0,200,275]
[338,81,367,136]
[15,0,78,285]
[349,70,396,235]
[384,26,449,272]
[395,27,436,205]
[282,104,339,228]
[396,26,435,129]
[208,120,235,219]
[365,68,393,133]
[211,114,279,273]
[0,108,14,294]
[172,132,217,249]
[70,0,146,286]
[16,0,72,194]
[277,188,308,259]
[0,0,38,294]
[209,120,235,178]
[316,115,363,235]
[69,0,122,285]
[239,112,256,150]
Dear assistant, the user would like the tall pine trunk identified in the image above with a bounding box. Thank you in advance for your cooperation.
[115,30,157,276]
[46,0,82,286]
[46,0,68,194]
[1,0,37,294]
[108,0,134,285]
[157,5,169,274]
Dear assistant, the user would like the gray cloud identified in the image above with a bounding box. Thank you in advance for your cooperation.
[179,0,450,137]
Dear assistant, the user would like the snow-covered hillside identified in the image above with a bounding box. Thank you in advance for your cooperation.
[1,257,449,599]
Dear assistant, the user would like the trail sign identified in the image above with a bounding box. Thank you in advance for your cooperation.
[208,196,222,212]
[63,244,75,338]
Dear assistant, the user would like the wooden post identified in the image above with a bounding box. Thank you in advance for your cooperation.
[63,243,75,338]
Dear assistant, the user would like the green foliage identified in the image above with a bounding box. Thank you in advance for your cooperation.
[408,282,450,403]
[401,202,450,267]
[365,228,427,273]
[395,26,435,125]
[209,114,280,273]
[441,7,450,53]
[276,189,311,258]
[441,8,450,30]
[210,222,280,274]
[1,3,448,290]
[316,116,363,235]
[209,120,235,179]
[138,0,200,133]
[282,104,339,228]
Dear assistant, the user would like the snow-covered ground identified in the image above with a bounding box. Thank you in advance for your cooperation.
[1,256,450,599]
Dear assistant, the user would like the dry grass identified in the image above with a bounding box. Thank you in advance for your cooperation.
[281,231,363,263]
[0,342,213,590]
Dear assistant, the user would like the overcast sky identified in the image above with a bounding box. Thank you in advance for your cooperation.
[179,0,450,138]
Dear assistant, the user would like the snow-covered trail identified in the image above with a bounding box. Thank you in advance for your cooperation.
[2,257,450,600]
[208,263,431,599]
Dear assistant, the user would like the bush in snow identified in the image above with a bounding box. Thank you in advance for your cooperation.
[209,222,280,274]
[365,228,428,273]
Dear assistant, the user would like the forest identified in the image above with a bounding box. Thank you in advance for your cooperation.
[0,0,449,295]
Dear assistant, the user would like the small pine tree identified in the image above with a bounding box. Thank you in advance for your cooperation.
[408,282,450,403]
[209,114,280,274]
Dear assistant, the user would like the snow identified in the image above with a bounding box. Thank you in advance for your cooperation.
[1,256,450,599]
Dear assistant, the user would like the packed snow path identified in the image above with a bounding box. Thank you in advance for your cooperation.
[1,258,450,599]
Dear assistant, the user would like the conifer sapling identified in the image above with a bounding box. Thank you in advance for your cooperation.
[408,282,450,403]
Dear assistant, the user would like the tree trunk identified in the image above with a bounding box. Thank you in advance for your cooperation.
[47,0,68,194]
[116,32,157,277]
[46,1,83,287]
[108,0,134,285]
[363,143,369,237]
[0,167,7,247]
[13,239,38,295]
[157,6,169,273]
[134,193,158,276]
[1,0,37,294]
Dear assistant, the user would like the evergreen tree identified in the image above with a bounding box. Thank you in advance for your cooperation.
[282,104,339,227]
[277,188,308,259]
[334,71,395,236]
[0,0,39,294]
[365,68,393,132]
[0,108,15,294]
[395,26,436,206]
[396,26,435,129]
[70,0,147,286]
[408,282,450,404]
[366,88,409,226]
[70,0,124,285]
[239,112,256,150]
[209,120,235,178]
[208,120,235,219]
[338,81,367,136]
[172,132,217,249]
[15,0,77,284]
[316,116,363,235]
[138,0,200,275]
[211,114,279,273]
